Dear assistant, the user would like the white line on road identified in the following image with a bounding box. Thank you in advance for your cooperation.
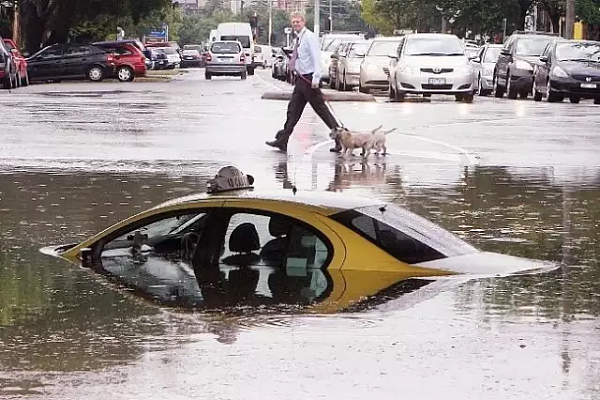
[255,72,286,92]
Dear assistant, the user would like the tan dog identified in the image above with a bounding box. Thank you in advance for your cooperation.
[329,125,396,158]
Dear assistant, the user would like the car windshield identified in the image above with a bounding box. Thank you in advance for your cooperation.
[367,41,401,56]
[183,45,202,51]
[330,204,477,264]
[220,35,250,48]
[516,37,553,56]
[322,36,361,51]
[556,41,600,61]
[404,36,465,56]
[348,42,369,57]
[484,46,502,62]
[211,42,241,54]
[160,47,177,54]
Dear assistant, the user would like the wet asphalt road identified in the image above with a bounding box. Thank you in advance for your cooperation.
[0,68,599,399]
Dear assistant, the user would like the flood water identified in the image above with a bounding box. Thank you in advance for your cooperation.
[0,165,599,399]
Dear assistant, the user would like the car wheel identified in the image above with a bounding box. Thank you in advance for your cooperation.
[506,74,518,99]
[532,80,542,101]
[2,76,10,89]
[569,96,580,104]
[519,90,528,99]
[455,94,464,102]
[21,72,29,87]
[205,72,212,80]
[248,67,255,76]
[388,82,395,100]
[493,73,504,98]
[594,98,600,105]
[546,80,562,103]
[477,75,487,96]
[87,66,104,82]
[117,66,134,82]
[359,83,368,94]
[342,73,347,91]
[241,70,247,80]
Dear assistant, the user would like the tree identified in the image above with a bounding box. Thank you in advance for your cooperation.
[19,0,171,53]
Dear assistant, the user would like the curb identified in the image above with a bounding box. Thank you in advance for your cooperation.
[262,91,376,102]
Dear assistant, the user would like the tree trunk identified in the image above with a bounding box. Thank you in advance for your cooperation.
[21,1,45,53]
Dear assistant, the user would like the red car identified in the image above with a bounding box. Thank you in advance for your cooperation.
[92,41,147,82]
[2,38,28,86]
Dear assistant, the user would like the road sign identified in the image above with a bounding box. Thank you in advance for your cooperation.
[284,27,292,34]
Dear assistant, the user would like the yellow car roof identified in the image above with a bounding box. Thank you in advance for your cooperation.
[152,189,386,215]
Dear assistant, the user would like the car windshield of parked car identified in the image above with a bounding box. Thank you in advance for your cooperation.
[159,47,177,55]
[184,45,202,51]
[211,42,241,54]
[367,41,400,57]
[516,38,553,56]
[322,36,361,52]
[220,35,250,48]
[484,46,502,62]
[348,42,369,57]
[555,41,600,61]
[404,37,465,56]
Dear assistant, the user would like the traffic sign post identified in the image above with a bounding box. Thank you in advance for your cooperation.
[284,27,292,47]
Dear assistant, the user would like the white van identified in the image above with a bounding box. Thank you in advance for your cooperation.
[216,22,255,75]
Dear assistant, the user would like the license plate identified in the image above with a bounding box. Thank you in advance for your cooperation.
[581,83,597,89]
[428,78,446,85]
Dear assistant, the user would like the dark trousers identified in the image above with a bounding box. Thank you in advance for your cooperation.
[276,73,340,142]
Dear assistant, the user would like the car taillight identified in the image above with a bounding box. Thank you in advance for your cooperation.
[206,54,212,62]
[240,55,245,63]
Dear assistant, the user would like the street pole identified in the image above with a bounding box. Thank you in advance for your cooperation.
[268,0,272,46]
[12,0,19,46]
[565,0,575,39]
[329,0,332,31]
[314,0,320,37]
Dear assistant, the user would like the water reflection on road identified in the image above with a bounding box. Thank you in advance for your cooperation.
[0,164,598,399]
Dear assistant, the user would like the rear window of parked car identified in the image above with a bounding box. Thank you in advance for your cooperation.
[220,36,250,48]
[211,42,241,54]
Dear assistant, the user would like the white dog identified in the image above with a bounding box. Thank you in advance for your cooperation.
[329,125,396,158]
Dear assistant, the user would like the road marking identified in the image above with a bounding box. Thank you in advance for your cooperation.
[255,72,286,92]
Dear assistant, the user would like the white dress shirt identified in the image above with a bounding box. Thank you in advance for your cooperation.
[292,27,321,85]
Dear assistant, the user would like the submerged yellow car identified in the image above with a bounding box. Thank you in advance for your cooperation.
[43,166,555,312]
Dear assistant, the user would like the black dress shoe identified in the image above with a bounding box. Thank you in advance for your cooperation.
[266,140,287,152]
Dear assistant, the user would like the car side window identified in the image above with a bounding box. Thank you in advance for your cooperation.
[38,46,63,59]
[66,45,91,56]
[95,209,212,306]
[218,212,330,271]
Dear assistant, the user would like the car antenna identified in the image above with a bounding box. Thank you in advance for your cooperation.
[292,158,298,195]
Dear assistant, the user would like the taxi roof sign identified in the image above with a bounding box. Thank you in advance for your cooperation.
[206,166,254,194]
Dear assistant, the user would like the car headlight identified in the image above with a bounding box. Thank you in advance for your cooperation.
[515,59,533,71]
[551,66,569,78]
[397,64,417,74]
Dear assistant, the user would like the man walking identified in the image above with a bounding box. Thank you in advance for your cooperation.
[265,12,342,153]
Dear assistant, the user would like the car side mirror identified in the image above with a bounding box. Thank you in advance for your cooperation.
[500,48,510,56]
[539,55,549,63]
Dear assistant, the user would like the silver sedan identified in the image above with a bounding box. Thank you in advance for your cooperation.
[469,44,502,96]
[359,37,402,93]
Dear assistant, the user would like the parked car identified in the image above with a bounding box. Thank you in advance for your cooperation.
[216,22,255,75]
[493,31,557,99]
[469,43,502,96]
[92,41,147,82]
[358,37,403,94]
[532,39,600,104]
[205,40,247,80]
[271,48,289,81]
[387,33,475,102]
[336,40,370,91]
[328,40,351,90]
[320,31,365,84]
[26,43,114,82]
[181,44,204,68]
[253,44,269,68]
[0,37,18,89]
[2,38,29,86]
[155,47,181,69]
[146,48,169,70]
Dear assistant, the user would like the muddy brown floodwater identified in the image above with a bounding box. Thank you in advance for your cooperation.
[0,164,599,399]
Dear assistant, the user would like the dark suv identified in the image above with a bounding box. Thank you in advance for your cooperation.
[27,43,114,82]
[494,31,557,99]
